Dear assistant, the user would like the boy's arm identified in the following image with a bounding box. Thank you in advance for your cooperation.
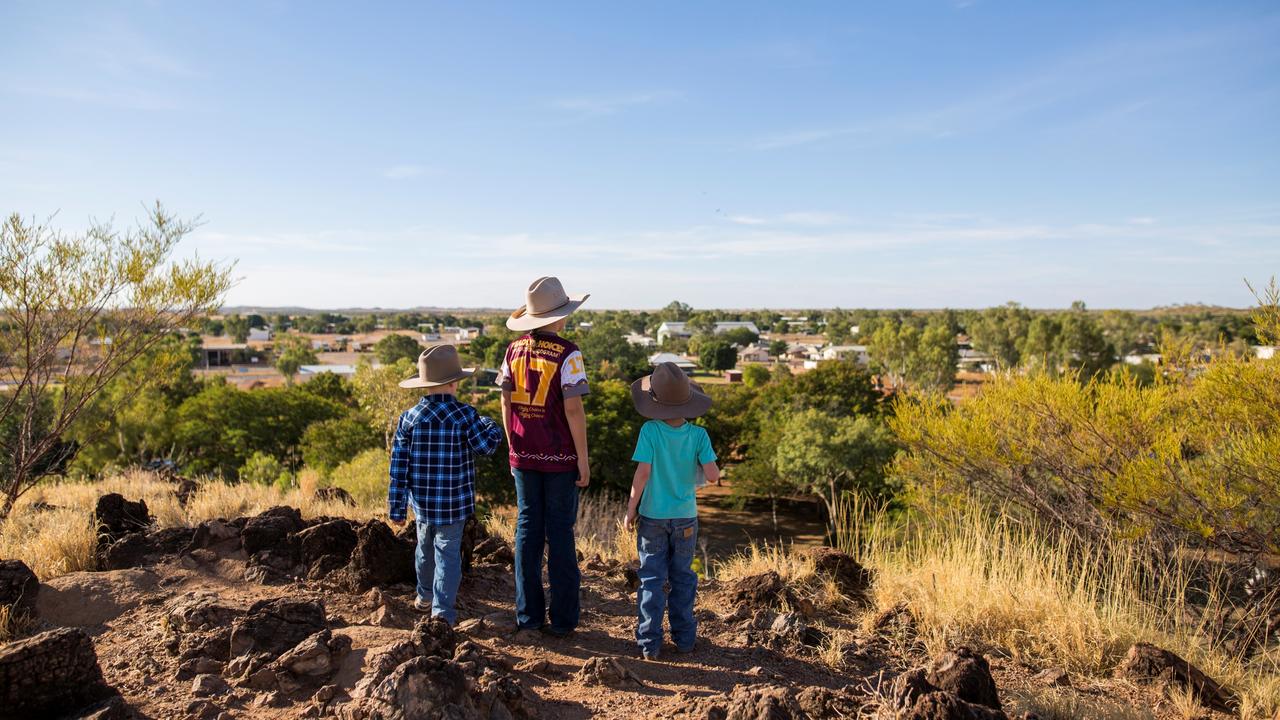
[623,462,651,531]
[499,390,513,448]
[387,415,411,524]
[701,462,722,487]
[563,395,589,488]
[465,407,503,456]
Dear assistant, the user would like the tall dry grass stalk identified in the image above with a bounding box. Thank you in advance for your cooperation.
[1,472,381,582]
[841,501,1280,718]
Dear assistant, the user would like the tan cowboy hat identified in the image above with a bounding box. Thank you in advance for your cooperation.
[631,362,713,420]
[399,345,475,389]
[506,276,590,332]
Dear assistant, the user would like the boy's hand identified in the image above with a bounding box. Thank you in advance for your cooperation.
[623,508,637,532]
[575,458,590,488]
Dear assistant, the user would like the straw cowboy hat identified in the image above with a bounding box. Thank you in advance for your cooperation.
[506,276,590,332]
[631,362,713,420]
[399,345,475,389]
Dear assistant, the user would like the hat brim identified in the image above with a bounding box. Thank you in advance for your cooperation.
[398,367,475,389]
[505,293,590,331]
[630,375,713,420]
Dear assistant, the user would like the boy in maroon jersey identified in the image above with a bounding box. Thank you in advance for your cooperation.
[499,276,591,636]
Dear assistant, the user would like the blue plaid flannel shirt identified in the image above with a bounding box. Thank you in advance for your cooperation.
[388,394,502,525]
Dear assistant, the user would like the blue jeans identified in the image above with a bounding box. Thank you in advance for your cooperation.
[415,519,466,625]
[513,468,581,632]
[635,515,698,657]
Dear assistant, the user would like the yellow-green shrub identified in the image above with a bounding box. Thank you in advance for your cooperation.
[328,448,390,509]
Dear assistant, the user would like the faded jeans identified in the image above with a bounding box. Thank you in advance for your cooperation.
[415,519,466,625]
[635,515,698,657]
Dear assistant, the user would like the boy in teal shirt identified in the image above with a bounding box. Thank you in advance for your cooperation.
[623,362,721,660]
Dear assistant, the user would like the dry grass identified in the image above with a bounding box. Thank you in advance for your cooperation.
[1,471,381,582]
[847,504,1280,719]
[715,541,815,584]
[1004,688,1154,720]
[483,492,635,564]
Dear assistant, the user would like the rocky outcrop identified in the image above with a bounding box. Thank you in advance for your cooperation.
[1114,642,1237,714]
[0,559,39,615]
[94,493,151,541]
[338,520,415,592]
[576,656,644,688]
[99,526,197,570]
[339,618,533,720]
[0,627,120,719]
[314,486,355,505]
[890,647,1008,720]
[806,546,873,601]
[677,683,864,719]
[297,518,359,579]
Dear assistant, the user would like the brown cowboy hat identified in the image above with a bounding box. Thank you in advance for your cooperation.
[631,362,713,420]
[399,345,475,389]
[506,276,590,332]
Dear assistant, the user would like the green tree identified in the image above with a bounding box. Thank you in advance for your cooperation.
[0,205,232,520]
[201,317,224,336]
[742,364,771,388]
[572,321,649,381]
[274,334,319,385]
[239,451,290,486]
[768,339,788,357]
[171,383,344,478]
[911,318,959,393]
[698,340,737,372]
[300,371,355,406]
[375,333,424,365]
[774,409,897,537]
[659,301,693,322]
[868,319,918,388]
[301,416,382,474]
[354,314,378,333]
[1058,303,1115,378]
[969,302,1031,369]
[352,357,418,450]
[69,333,203,472]
[583,379,646,494]
[720,327,759,347]
[1247,276,1280,345]
[224,314,250,343]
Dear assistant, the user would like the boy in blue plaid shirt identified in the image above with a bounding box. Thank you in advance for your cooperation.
[388,345,502,625]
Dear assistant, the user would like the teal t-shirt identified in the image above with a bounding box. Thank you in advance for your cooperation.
[631,419,717,519]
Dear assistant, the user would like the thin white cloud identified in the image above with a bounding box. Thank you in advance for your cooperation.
[727,215,767,225]
[383,164,428,180]
[552,92,678,117]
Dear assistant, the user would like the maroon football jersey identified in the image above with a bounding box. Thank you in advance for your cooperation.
[499,331,590,472]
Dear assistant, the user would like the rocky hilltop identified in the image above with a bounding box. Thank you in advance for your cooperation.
[0,493,1241,720]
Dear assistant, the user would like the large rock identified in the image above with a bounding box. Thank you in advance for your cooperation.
[890,648,1008,720]
[339,520,415,592]
[806,546,873,600]
[296,518,359,579]
[0,627,119,719]
[229,598,328,660]
[1114,642,1237,714]
[184,518,242,556]
[339,656,476,720]
[678,683,863,720]
[94,494,151,542]
[0,559,39,614]
[99,526,197,570]
[927,647,1002,710]
[314,486,355,506]
[241,506,304,556]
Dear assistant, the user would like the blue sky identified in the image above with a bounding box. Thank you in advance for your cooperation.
[2,1,1277,310]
